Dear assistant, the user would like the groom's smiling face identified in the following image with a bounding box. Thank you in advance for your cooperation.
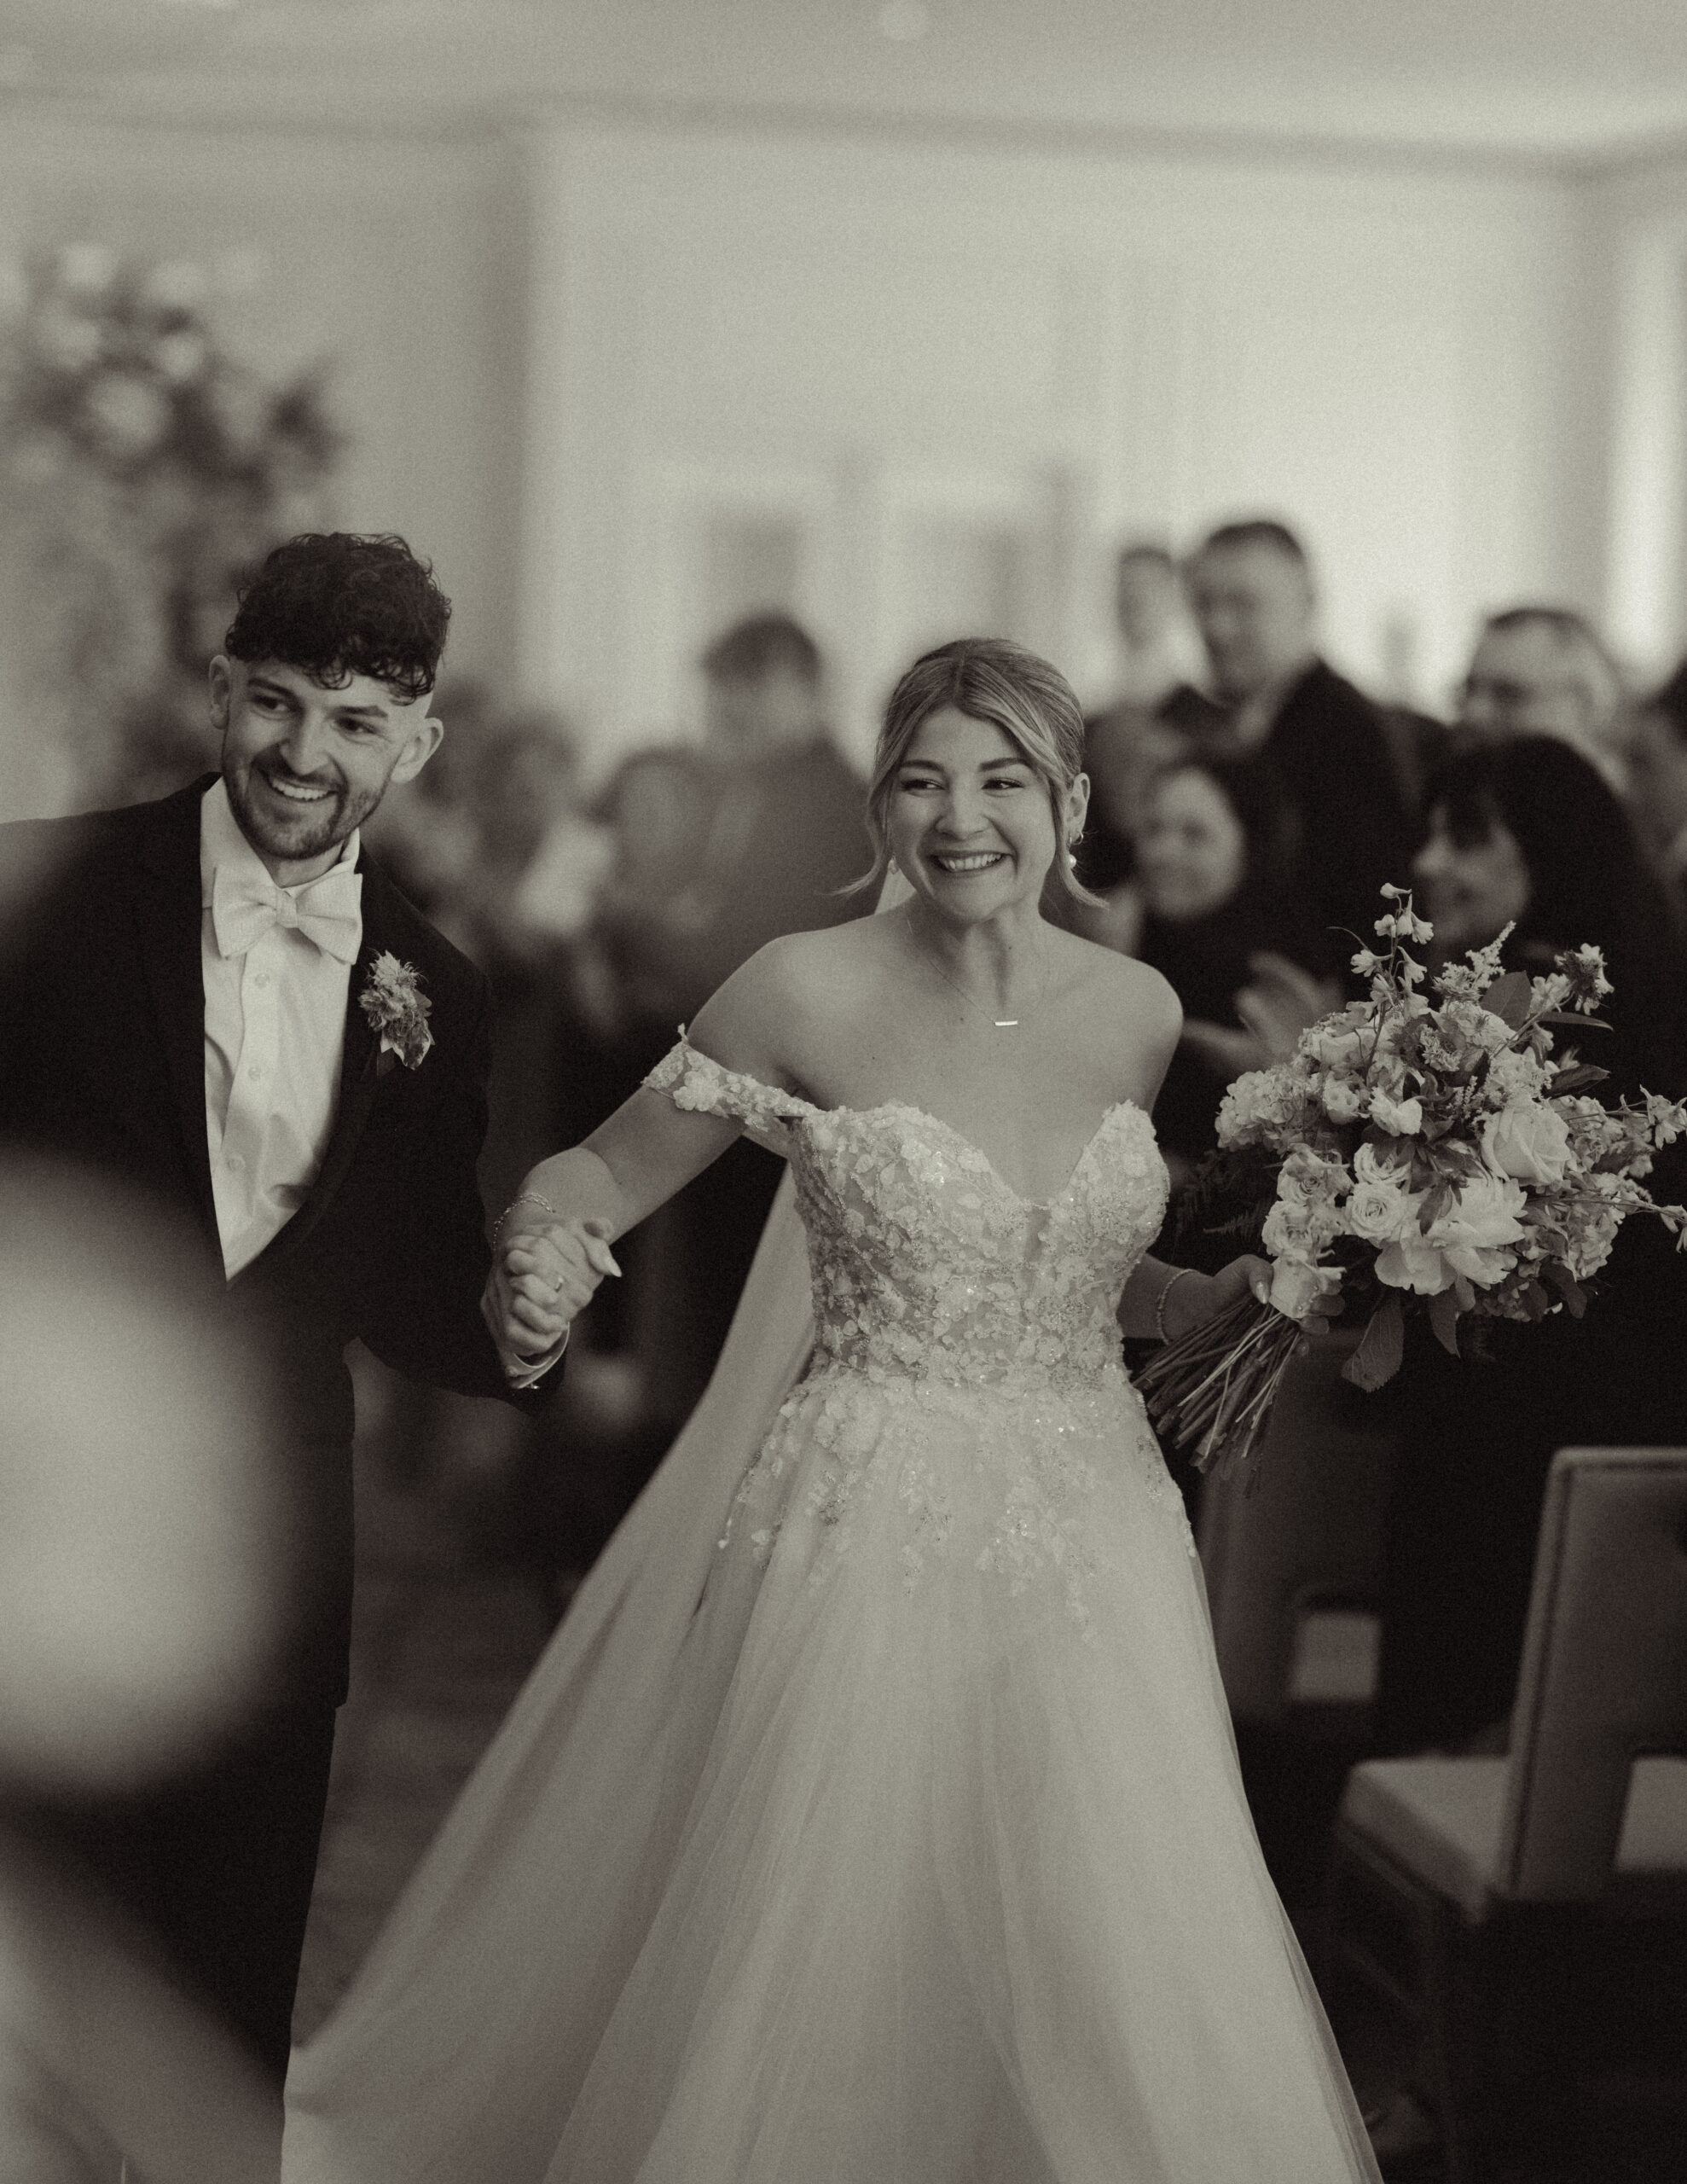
[211,655,443,886]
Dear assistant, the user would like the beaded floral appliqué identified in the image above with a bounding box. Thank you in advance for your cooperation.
[646,1037,1189,1623]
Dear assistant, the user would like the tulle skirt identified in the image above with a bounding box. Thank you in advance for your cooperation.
[284,1194,1377,2184]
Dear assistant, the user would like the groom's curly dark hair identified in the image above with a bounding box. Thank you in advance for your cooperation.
[224,532,452,703]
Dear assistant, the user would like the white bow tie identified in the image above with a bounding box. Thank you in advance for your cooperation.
[211,862,363,964]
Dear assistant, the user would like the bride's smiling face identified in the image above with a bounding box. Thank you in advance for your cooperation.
[888,706,1077,921]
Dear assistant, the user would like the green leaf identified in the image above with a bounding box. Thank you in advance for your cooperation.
[1540,1011,1611,1033]
[1342,1293,1406,1391]
[1550,1065,1609,1095]
[1482,971,1533,1029]
[1543,1263,1588,1318]
[1418,1180,1453,1234]
[1428,1288,1462,1356]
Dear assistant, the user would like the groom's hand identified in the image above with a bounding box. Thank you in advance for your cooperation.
[483,1217,620,1376]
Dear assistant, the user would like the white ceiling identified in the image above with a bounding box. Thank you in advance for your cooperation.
[3,0,1687,167]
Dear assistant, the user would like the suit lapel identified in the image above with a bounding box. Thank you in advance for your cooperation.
[132,777,220,1246]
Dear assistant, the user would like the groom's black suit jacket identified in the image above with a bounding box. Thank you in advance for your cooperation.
[0,774,538,1708]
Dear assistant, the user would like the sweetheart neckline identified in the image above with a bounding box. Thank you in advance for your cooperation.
[673,1037,1151,1213]
[828,1097,1146,1212]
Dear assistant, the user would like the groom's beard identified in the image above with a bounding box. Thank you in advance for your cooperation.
[223,750,383,867]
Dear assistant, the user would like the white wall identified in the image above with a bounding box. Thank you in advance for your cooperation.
[517,120,1604,770]
[0,106,1638,788]
[1589,155,1687,679]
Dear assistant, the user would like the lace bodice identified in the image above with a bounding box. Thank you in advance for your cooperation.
[646,1037,1168,1393]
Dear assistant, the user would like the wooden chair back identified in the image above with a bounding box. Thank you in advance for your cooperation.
[1197,1331,1399,1722]
[1499,1446,1687,1900]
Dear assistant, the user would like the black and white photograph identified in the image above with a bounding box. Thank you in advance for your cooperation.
[2,5,1685,2181]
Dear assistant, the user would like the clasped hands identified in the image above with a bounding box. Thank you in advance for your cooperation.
[481,1214,621,1380]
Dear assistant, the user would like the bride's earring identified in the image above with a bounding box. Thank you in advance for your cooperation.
[887,857,900,876]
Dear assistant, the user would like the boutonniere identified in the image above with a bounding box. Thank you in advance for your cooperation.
[358,951,434,1071]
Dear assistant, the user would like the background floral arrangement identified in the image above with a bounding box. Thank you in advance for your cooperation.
[1140,886,1687,1475]
[0,245,342,816]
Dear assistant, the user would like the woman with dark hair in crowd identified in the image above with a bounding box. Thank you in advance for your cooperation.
[1412,735,1686,1102]
[1131,750,1336,1183]
[1377,734,1687,1760]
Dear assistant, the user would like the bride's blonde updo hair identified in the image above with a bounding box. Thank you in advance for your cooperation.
[850,636,1102,907]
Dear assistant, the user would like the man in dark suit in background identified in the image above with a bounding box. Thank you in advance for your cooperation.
[0,533,560,2106]
[1185,518,1416,951]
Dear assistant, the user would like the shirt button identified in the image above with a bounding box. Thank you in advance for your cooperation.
[247,1065,263,1082]
[227,1154,246,1172]
[253,973,270,989]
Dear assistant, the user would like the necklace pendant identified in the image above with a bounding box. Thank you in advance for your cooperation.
[994,1018,1019,1029]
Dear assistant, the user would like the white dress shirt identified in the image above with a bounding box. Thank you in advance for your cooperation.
[200,780,362,1279]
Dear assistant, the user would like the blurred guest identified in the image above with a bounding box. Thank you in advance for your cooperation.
[0,532,554,2100]
[557,747,722,1356]
[1133,753,1335,1182]
[455,712,607,976]
[359,674,489,936]
[643,614,868,1423]
[1186,519,1415,954]
[1626,657,1687,915]
[678,613,868,1001]
[1412,736,1683,1099]
[569,617,868,1441]
[1078,544,1223,944]
[1455,604,1631,794]
[1376,736,1687,1760]
[1105,543,1214,717]
[568,745,721,1059]
[376,706,614,1535]
[447,710,612,1213]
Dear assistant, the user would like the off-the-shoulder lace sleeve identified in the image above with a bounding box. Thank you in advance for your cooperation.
[643,1033,811,1153]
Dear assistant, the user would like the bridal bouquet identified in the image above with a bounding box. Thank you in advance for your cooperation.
[1139,886,1687,1478]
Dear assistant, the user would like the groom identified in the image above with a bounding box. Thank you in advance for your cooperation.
[0,532,560,2090]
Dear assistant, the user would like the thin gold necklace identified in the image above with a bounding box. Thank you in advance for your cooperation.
[901,906,1049,1028]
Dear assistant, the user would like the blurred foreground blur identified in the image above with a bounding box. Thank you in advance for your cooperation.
[0,1159,295,2181]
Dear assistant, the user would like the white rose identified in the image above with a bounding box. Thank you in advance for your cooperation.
[1261,1199,1315,1261]
[1482,1105,1572,1186]
[1370,1090,1424,1136]
[1269,1258,1342,1323]
[1353,1139,1411,1188]
[1344,1177,1417,1244]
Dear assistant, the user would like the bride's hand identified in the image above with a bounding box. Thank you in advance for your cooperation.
[1162,1255,1331,1346]
[482,1216,621,1368]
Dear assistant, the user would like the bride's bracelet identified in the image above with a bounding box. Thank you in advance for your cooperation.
[1154,1266,1198,1343]
[492,1190,559,1245]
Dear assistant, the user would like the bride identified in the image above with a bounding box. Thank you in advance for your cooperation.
[284,638,1379,2182]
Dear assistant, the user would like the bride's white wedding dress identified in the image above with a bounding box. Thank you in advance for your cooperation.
[284,1036,1380,2183]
